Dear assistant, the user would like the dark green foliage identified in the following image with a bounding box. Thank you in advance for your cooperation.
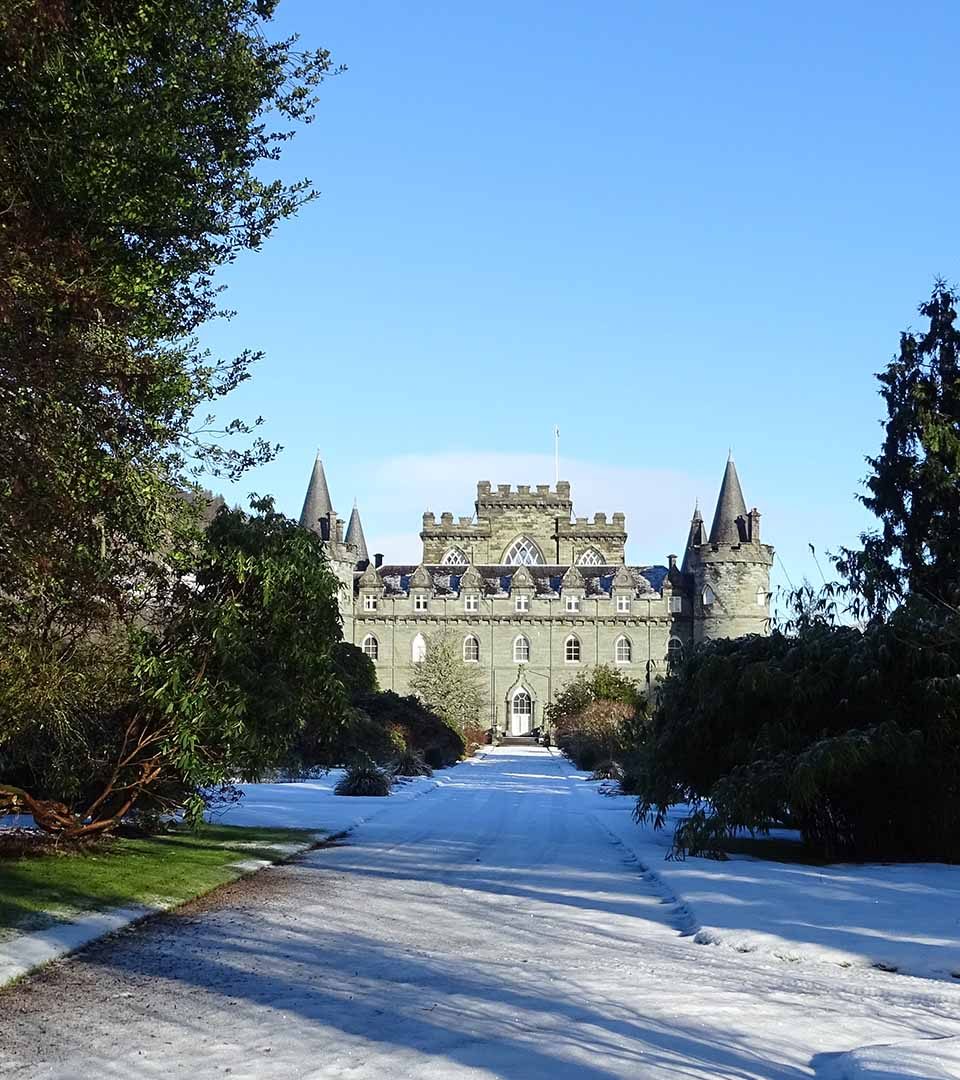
[1,1,337,626]
[1,498,349,833]
[392,750,433,778]
[333,643,379,699]
[590,759,623,782]
[355,691,464,769]
[335,762,392,797]
[633,600,960,862]
[836,282,960,616]
[547,666,647,772]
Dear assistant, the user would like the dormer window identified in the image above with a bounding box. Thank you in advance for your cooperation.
[363,595,378,611]
[565,596,580,613]
[702,585,716,607]
[515,595,529,613]
[414,594,429,612]
[669,595,683,614]
[464,594,479,612]
[616,595,630,613]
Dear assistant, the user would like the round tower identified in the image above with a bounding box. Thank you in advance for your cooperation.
[686,455,774,643]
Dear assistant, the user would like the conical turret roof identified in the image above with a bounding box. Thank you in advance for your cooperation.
[345,503,369,563]
[299,454,334,536]
[680,505,706,574]
[709,455,748,545]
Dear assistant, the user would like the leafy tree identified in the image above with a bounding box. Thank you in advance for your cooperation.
[546,665,647,771]
[409,631,485,746]
[0,498,349,834]
[836,281,960,616]
[0,0,338,630]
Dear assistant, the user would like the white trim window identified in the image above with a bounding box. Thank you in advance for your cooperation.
[412,633,427,663]
[515,594,530,613]
[564,635,581,663]
[615,635,632,663]
[503,536,545,566]
[440,547,468,565]
[464,594,479,612]
[616,595,630,613]
[756,587,767,608]
[667,638,684,667]
[414,594,429,612]
[576,548,604,566]
[669,595,683,614]
[361,634,379,661]
[463,635,480,663]
[513,635,530,663]
[565,595,580,613]
[363,594,378,611]
[702,585,716,607]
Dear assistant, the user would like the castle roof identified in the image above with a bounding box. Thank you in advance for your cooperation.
[680,504,706,574]
[360,564,668,599]
[709,456,748,545]
[345,503,369,562]
[299,454,334,535]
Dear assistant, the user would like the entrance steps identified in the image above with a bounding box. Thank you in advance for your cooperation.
[499,735,538,747]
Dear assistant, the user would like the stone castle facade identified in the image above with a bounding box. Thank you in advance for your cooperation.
[299,455,774,736]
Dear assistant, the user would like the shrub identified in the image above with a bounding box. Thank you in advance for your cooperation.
[334,762,392,797]
[633,598,960,862]
[355,691,464,768]
[590,759,623,782]
[556,699,636,771]
[392,750,433,778]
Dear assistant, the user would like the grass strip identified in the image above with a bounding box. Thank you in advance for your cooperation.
[0,824,319,937]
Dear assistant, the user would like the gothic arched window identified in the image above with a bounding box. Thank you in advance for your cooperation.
[564,635,581,663]
[615,635,632,663]
[463,635,480,663]
[513,635,530,663]
[702,585,716,607]
[361,634,379,661]
[440,547,468,565]
[412,633,427,663]
[667,638,684,667]
[503,536,545,566]
[577,548,604,566]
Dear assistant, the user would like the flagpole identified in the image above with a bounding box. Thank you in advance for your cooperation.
[554,426,560,484]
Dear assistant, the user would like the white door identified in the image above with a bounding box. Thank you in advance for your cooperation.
[510,690,533,735]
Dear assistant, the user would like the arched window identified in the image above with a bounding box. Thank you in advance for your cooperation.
[577,548,604,566]
[667,638,684,667]
[412,633,427,663]
[702,584,716,607]
[463,634,480,663]
[756,586,767,608]
[503,536,545,566]
[361,634,379,661]
[615,635,632,663]
[513,634,530,663]
[440,547,468,565]
[564,635,581,663]
[510,688,533,734]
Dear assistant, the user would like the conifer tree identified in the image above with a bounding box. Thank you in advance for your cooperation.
[409,631,485,740]
[836,281,960,615]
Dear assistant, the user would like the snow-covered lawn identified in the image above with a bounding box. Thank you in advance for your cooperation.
[206,768,441,832]
[577,767,960,983]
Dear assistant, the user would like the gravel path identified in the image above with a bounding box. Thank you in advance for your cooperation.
[2,748,959,1078]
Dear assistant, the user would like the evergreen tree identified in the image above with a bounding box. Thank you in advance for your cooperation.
[409,631,485,741]
[836,281,960,616]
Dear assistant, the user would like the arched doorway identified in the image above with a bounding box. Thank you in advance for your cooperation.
[510,688,533,736]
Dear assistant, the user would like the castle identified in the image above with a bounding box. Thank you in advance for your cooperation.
[299,455,774,737]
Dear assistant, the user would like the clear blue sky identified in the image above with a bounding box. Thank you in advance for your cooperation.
[199,1,960,600]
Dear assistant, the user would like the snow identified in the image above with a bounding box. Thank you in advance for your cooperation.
[3,747,960,1079]
[579,769,960,982]
[813,1036,960,1078]
[207,769,441,832]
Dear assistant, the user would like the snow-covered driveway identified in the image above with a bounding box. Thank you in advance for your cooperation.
[3,747,960,1078]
